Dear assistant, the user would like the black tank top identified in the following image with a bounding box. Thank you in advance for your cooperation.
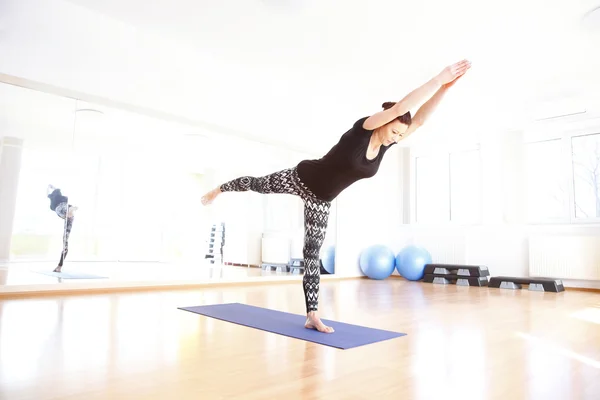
[48,189,68,211]
[297,117,395,202]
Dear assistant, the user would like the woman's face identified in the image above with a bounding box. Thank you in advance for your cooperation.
[380,119,409,146]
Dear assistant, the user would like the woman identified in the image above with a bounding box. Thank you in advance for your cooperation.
[47,185,78,272]
[201,59,471,333]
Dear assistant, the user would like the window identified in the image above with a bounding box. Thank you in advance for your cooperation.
[524,139,567,222]
[450,150,481,224]
[414,148,481,224]
[415,154,450,223]
[572,133,600,220]
[11,149,101,260]
[524,126,600,223]
[11,149,192,262]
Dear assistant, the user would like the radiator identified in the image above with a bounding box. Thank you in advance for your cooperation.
[528,235,600,280]
[412,234,466,264]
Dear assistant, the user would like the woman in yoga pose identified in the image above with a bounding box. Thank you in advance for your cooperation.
[201,59,471,333]
[47,185,78,272]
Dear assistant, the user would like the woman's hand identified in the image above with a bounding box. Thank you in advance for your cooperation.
[436,59,471,85]
[443,71,468,89]
[363,59,471,131]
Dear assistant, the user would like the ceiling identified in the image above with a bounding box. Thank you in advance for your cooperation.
[3,0,600,153]
[0,82,194,153]
[62,0,596,69]
[63,0,600,115]
[0,82,75,145]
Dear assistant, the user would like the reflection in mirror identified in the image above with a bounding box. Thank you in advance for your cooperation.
[0,82,337,288]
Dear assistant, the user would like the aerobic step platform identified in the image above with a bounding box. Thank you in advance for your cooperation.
[488,276,565,293]
[424,274,489,287]
[424,264,490,277]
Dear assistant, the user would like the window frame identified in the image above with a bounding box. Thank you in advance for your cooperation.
[568,131,600,224]
[410,144,482,226]
[523,119,600,225]
[523,137,572,225]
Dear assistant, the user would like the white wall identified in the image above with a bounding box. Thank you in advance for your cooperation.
[413,224,600,289]
[396,117,600,289]
[332,112,600,290]
[335,147,407,277]
[331,132,531,279]
[0,137,24,261]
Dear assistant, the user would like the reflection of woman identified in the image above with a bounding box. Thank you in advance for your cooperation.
[47,185,78,272]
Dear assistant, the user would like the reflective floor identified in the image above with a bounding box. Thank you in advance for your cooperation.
[1,279,599,399]
[0,261,300,295]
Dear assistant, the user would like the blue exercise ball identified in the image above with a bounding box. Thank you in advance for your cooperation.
[321,245,335,274]
[359,245,396,280]
[395,245,432,281]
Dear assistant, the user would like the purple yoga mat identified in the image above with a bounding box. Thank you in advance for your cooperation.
[178,303,406,349]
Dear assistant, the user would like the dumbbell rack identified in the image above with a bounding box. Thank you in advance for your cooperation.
[205,223,225,265]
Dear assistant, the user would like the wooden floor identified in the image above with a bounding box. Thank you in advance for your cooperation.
[1,278,599,400]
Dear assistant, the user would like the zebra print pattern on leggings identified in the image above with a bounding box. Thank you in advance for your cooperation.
[220,167,331,313]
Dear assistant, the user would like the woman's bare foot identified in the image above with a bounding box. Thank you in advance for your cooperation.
[304,312,334,333]
[201,187,222,206]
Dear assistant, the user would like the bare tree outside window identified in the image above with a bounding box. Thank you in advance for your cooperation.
[572,133,600,219]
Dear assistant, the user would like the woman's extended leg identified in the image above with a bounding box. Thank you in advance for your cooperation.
[202,167,303,204]
[201,166,335,333]
[302,197,333,333]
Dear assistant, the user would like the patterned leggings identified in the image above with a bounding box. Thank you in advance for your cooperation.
[55,202,74,267]
[220,167,331,313]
